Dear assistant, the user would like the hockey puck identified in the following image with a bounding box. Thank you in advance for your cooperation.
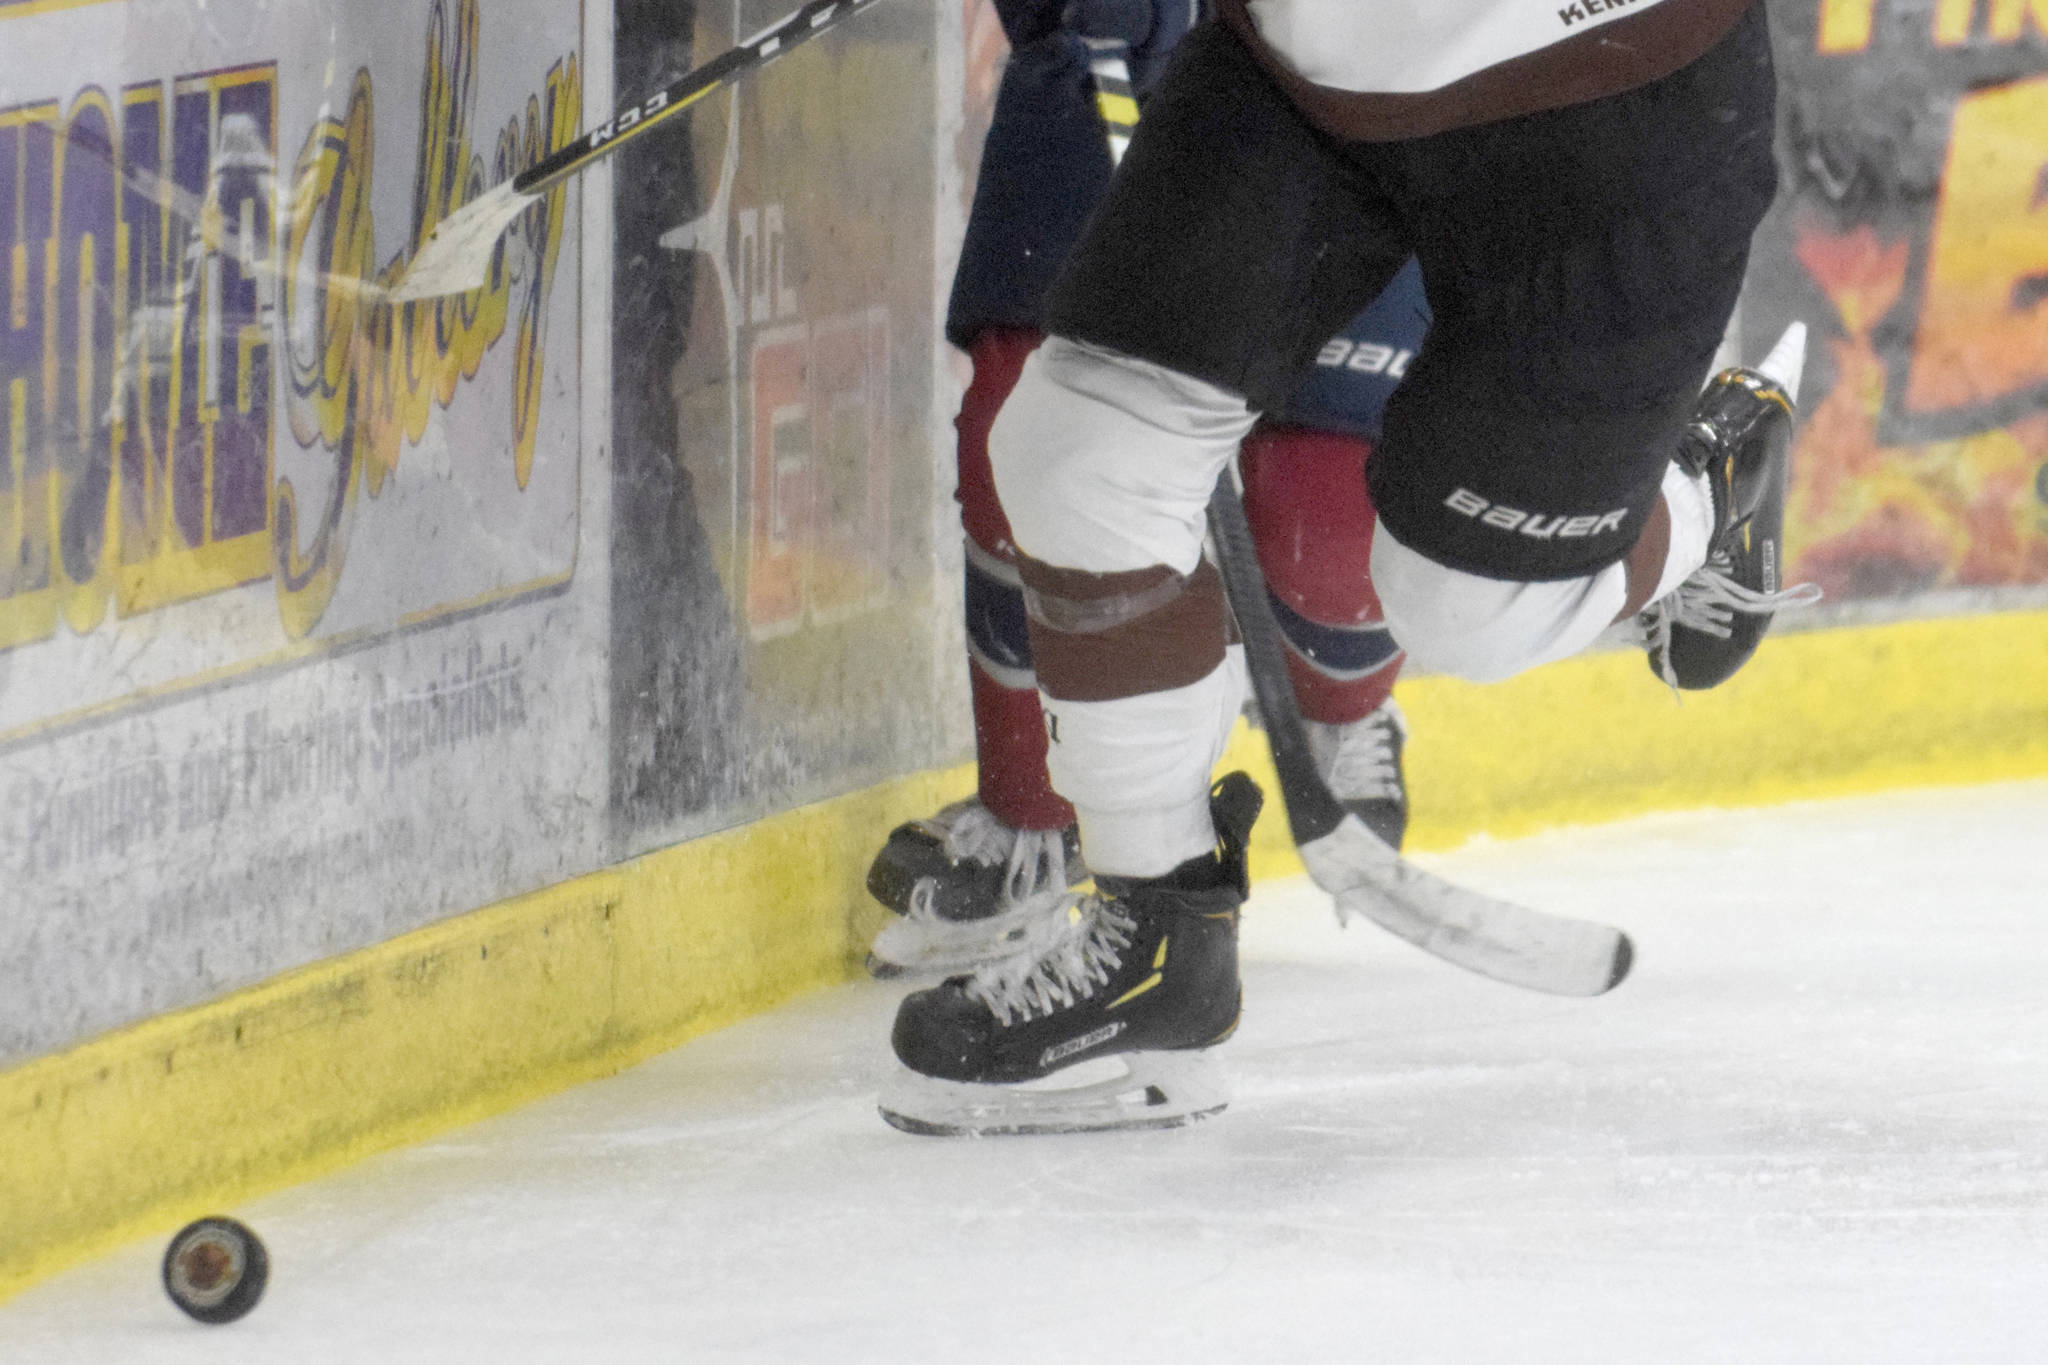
[162,1217,268,1324]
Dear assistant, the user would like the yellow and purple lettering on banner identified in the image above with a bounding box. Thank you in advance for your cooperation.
[3,62,278,648]
[0,0,582,690]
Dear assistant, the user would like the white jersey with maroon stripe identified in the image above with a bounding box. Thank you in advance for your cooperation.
[1242,0,1676,94]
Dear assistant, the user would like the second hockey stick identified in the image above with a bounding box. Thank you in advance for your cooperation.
[1082,37,1139,165]
[1207,476,1635,997]
[393,0,889,301]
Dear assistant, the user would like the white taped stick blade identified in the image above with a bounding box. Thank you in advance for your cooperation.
[389,181,536,301]
[1300,814,1633,998]
[878,1051,1228,1136]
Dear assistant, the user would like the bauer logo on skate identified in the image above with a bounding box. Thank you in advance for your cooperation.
[1442,487,1629,540]
[1040,1022,1124,1069]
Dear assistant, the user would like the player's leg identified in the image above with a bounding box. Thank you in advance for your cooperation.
[867,14,1203,974]
[872,343,1413,980]
[865,328,1087,978]
[1240,423,1410,847]
[884,23,1406,1131]
[1009,20,1405,878]
[1358,1,1814,686]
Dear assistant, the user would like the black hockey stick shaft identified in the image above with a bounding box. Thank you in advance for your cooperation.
[1207,477,1347,846]
[1081,38,1139,165]
[393,0,889,298]
[521,0,887,200]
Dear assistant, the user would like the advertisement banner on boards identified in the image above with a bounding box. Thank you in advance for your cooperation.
[0,0,600,1063]
[1756,1,2048,605]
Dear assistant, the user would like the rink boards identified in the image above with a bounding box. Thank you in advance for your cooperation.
[3,0,2048,1305]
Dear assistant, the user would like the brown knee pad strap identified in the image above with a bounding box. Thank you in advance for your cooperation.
[1019,557,1231,703]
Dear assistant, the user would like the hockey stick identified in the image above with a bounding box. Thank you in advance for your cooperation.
[1207,476,1635,997]
[1081,38,1139,165]
[391,0,889,301]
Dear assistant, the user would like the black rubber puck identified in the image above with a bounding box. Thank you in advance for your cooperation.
[162,1217,268,1324]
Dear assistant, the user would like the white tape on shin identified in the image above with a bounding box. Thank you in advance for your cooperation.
[990,338,1256,576]
[1047,647,1249,878]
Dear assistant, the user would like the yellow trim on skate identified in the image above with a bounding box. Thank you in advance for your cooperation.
[1231,605,2048,880]
[1107,938,1172,1010]
[1108,974,1164,1009]
[0,766,971,1306]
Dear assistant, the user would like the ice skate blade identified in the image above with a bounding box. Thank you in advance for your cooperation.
[865,891,1075,980]
[878,1052,1229,1137]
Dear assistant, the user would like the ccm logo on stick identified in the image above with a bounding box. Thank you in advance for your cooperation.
[588,90,671,147]
[1444,488,1628,540]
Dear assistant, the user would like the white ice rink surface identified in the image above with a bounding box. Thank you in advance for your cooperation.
[6,781,2046,1364]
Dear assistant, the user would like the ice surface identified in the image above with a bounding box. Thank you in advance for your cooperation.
[4,781,2046,1363]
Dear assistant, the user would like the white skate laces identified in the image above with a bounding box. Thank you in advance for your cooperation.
[916,805,1072,910]
[1641,553,1823,690]
[868,807,1080,979]
[964,896,1136,1027]
[929,801,1011,866]
[1306,703,1407,803]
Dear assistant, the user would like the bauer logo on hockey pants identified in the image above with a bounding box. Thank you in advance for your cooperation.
[1040,1022,1125,1069]
[1443,488,1629,541]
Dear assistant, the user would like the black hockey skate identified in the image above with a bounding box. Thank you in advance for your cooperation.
[1642,324,1823,691]
[1303,698,1408,850]
[865,799,1088,979]
[878,772,1263,1136]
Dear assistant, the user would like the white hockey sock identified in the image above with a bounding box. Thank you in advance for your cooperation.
[1045,647,1248,879]
[1650,460,1717,603]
